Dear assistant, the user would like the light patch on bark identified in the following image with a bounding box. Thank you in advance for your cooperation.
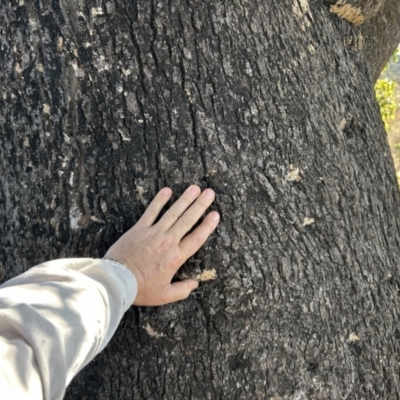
[69,204,82,230]
[356,31,364,51]
[184,88,195,104]
[15,63,23,74]
[125,92,139,113]
[118,127,131,141]
[122,68,132,77]
[43,104,50,114]
[63,133,71,144]
[384,272,392,281]
[340,118,347,129]
[245,61,253,77]
[94,55,110,72]
[330,2,365,25]
[36,63,44,72]
[286,165,301,182]
[348,332,360,343]
[144,323,166,338]
[372,0,383,13]
[100,201,108,213]
[136,186,148,206]
[90,215,104,223]
[303,217,315,226]
[292,0,313,30]
[29,18,38,30]
[183,48,193,60]
[179,269,217,282]
[206,167,218,177]
[105,2,115,15]
[57,37,64,51]
[70,60,85,78]
[91,7,104,17]
[196,269,217,282]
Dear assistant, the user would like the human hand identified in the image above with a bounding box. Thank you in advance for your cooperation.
[103,185,219,306]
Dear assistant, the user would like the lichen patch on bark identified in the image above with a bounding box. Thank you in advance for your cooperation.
[348,332,361,343]
[144,323,166,339]
[136,186,148,206]
[196,269,217,282]
[303,217,315,226]
[330,2,365,25]
[286,165,301,182]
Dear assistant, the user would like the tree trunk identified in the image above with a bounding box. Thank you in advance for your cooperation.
[1,0,400,398]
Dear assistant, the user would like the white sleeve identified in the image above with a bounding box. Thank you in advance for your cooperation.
[0,258,137,400]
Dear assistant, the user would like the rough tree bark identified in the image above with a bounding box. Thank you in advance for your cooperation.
[1,0,400,398]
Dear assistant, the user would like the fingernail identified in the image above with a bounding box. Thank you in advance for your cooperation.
[204,189,215,200]
[189,185,200,195]
[161,187,172,196]
[211,212,220,222]
[191,280,199,289]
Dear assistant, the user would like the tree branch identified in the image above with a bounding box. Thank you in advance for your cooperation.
[325,0,400,81]
[329,0,384,25]
[360,0,400,81]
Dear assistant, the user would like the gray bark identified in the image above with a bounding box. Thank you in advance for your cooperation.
[1,0,400,398]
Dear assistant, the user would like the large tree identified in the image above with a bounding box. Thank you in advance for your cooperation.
[1,0,400,398]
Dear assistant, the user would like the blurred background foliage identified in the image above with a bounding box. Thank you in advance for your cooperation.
[376,46,400,181]
[375,78,397,131]
[375,48,399,131]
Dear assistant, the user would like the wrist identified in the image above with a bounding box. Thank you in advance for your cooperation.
[101,258,138,306]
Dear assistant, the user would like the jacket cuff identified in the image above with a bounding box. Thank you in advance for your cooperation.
[99,259,137,311]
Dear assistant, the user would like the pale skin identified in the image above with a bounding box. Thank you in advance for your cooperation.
[104,185,220,306]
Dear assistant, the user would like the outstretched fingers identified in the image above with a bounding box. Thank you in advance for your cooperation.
[156,185,201,231]
[169,188,215,239]
[179,211,220,259]
[135,187,172,228]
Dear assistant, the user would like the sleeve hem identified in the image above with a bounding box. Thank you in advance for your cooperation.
[100,259,137,310]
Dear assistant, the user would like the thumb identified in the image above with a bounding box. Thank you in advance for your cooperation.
[166,279,199,304]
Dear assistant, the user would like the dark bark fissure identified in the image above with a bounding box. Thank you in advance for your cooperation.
[1,0,400,398]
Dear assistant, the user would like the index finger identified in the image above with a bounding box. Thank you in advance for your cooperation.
[135,187,172,228]
[169,188,215,239]
[156,185,201,231]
